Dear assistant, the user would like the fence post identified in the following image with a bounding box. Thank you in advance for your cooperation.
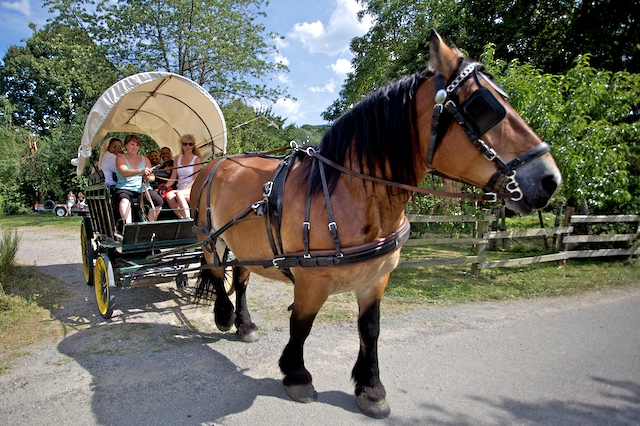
[553,201,564,249]
[471,211,490,276]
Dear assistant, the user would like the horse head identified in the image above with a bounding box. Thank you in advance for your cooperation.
[420,30,561,214]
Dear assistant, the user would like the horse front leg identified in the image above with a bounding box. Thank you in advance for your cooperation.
[278,282,329,403]
[232,266,259,342]
[352,277,391,419]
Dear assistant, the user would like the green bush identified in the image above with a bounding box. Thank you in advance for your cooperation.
[0,227,21,293]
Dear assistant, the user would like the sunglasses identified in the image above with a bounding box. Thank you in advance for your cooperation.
[182,142,194,146]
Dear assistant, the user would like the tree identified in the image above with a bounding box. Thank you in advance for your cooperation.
[44,0,288,102]
[222,100,296,154]
[0,21,116,133]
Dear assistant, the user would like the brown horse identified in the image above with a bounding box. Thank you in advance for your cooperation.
[190,30,561,418]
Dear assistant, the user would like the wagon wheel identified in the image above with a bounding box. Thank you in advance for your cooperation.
[80,217,94,286]
[223,248,234,296]
[223,265,234,296]
[94,254,115,319]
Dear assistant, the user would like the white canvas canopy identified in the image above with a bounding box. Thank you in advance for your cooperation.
[76,71,226,175]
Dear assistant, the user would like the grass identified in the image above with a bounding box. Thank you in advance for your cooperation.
[0,219,71,372]
[0,265,67,373]
[387,258,639,308]
[0,213,82,229]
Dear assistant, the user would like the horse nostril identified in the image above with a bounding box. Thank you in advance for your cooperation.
[541,174,560,197]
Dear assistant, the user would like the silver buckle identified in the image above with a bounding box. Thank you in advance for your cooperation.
[263,181,273,197]
[272,257,285,268]
[484,193,498,203]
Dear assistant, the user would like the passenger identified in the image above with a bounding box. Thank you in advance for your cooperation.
[165,134,202,219]
[146,149,162,190]
[160,147,174,169]
[99,137,123,187]
[114,134,163,223]
[65,191,75,216]
[153,147,174,198]
[147,149,161,166]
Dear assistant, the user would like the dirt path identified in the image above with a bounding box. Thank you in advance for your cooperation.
[1,226,638,425]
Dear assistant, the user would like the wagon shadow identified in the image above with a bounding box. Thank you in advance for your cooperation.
[51,264,359,423]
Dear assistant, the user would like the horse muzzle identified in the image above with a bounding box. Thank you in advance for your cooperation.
[504,156,562,214]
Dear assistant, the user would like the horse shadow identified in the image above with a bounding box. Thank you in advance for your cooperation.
[49,262,361,424]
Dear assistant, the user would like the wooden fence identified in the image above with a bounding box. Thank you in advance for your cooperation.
[399,212,640,274]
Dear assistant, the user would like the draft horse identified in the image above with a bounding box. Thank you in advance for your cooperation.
[190,30,561,418]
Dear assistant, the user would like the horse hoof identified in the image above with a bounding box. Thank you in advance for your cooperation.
[285,384,317,403]
[237,330,260,343]
[216,322,233,332]
[357,395,391,419]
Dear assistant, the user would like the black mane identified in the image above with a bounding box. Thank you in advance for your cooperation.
[309,67,433,194]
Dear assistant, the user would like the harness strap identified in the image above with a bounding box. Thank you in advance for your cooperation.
[444,100,507,171]
[264,155,297,281]
[202,216,411,271]
[308,150,509,201]
[427,74,446,168]
[303,160,317,257]
[483,142,551,192]
[318,158,342,256]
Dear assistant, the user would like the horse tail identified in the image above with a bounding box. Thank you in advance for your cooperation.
[193,268,217,304]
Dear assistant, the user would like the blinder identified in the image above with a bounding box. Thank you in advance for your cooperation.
[459,87,506,136]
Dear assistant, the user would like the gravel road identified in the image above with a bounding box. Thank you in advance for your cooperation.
[1,226,639,425]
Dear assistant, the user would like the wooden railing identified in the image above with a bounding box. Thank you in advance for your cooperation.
[399,212,639,274]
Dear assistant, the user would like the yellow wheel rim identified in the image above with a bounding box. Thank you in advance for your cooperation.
[81,221,93,285]
[94,255,114,318]
[223,266,234,296]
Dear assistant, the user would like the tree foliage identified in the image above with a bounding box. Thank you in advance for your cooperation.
[222,100,297,154]
[44,0,288,102]
[0,21,116,133]
[482,47,639,211]
[327,0,639,121]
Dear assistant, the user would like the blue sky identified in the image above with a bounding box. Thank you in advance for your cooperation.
[0,0,373,126]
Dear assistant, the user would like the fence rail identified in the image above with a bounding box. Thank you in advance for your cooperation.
[398,212,639,273]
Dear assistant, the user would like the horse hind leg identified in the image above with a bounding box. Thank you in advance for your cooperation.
[352,289,391,419]
[232,266,259,343]
[196,268,236,332]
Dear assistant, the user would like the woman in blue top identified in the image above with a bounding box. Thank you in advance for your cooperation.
[115,134,163,223]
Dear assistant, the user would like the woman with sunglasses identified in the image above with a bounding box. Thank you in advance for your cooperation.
[165,134,202,219]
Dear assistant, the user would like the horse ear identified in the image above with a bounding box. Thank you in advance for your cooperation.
[429,29,459,80]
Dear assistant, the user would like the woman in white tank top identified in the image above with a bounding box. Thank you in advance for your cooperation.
[165,134,202,218]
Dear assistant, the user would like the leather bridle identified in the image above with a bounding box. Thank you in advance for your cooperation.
[427,62,551,202]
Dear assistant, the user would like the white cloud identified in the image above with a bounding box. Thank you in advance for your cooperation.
[273,36,289,50]
[289,0,373,55]
[273,98,303,122]
[274,53,289,66]
[1,0,31,16]
[309,79,336,93]
[278,73,292,85]
[331,58,353,78]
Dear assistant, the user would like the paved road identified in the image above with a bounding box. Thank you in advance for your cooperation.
[1,226,638,425]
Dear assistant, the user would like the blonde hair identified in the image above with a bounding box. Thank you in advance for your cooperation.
[180,134,201,157]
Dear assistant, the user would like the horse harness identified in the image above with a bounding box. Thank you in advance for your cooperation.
[192,148,411,282]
